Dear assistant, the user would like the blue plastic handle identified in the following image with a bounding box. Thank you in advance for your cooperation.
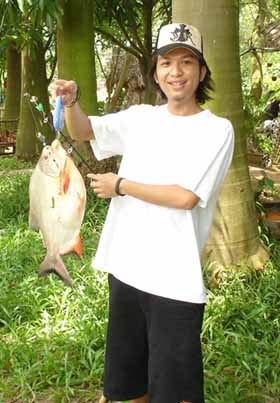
[53,95,64,131]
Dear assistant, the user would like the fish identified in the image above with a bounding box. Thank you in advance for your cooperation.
[29,139,86,286]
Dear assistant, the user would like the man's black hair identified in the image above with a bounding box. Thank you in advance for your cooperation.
[149,52,215,105]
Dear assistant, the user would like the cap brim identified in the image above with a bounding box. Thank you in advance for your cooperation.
[156,44,209,69]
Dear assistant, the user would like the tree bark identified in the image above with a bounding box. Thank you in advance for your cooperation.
[173,0,269,271]
[16,40,54,159]
[3,43,21,121]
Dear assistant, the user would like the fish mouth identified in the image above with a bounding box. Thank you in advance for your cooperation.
[39,147,67,177]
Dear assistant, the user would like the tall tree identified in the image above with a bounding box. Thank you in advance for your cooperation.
[172,0,269,270]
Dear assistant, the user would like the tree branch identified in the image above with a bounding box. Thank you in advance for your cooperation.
[122,0,145,53]
[95,45,108,83]
[112,5,144,55]
[240,46,280,56]
[95,27,141,59]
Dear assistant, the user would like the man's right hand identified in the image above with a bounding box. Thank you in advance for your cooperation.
[49,79,95,142]
[49,80,78,107]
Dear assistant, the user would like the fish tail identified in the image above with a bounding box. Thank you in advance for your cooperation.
[39,254,73,287]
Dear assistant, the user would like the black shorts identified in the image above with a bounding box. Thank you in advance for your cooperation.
[103,274,205,403]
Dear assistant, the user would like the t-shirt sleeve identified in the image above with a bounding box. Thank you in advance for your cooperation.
[187,122,234,208]
[88,107,133,160]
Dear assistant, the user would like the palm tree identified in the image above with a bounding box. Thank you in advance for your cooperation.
[172,0,269,270]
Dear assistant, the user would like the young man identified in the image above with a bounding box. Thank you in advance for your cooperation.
[53,23,234,403]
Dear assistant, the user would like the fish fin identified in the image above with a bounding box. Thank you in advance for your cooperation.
[74,235,82,257]
[39,254,73,287]
[63,171,70,193]
[60,235,82,258]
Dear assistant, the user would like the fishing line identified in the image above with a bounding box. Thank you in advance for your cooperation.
[24,93,47,146]
[24,93,94,172]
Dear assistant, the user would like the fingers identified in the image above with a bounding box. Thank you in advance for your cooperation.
[87,173,100,194]
[87,173,99,181]
[49,79,78,105]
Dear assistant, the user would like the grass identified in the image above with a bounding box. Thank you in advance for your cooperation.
[0,156,280,402]
[0,156,35,171]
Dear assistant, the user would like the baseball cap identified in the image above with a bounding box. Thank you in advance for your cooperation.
[156,23,208,67]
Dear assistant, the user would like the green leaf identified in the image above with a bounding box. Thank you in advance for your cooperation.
[17,0,24,13]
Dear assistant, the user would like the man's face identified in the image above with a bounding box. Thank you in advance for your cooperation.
[154,48,206,105]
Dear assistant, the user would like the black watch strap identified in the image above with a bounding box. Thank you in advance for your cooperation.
[115,177,125,196]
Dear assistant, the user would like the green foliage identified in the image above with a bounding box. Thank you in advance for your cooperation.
[256,133,274,155]
[0,0,63,53]
[203,261,280,403]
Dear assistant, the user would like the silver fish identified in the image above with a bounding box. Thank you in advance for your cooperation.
[29,139,86,286]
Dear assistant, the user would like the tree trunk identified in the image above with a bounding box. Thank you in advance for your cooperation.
[57,0,97,115]
[16,40,54,160]
[173,0,269,271]
[106,52,134,113]
[57,0,117,173]
[3,43,21,121]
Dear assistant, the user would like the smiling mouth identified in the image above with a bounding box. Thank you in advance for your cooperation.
[168,81,186,88]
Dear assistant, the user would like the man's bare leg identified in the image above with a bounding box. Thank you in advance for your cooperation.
[128,393,149,403]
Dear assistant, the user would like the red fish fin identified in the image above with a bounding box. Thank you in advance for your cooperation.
[38,254,73,287]
[60,235,82,257]
[62,171,71,194]
[74,235,82,257]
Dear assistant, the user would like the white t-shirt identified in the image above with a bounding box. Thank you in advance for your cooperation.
[89,104,234,303]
